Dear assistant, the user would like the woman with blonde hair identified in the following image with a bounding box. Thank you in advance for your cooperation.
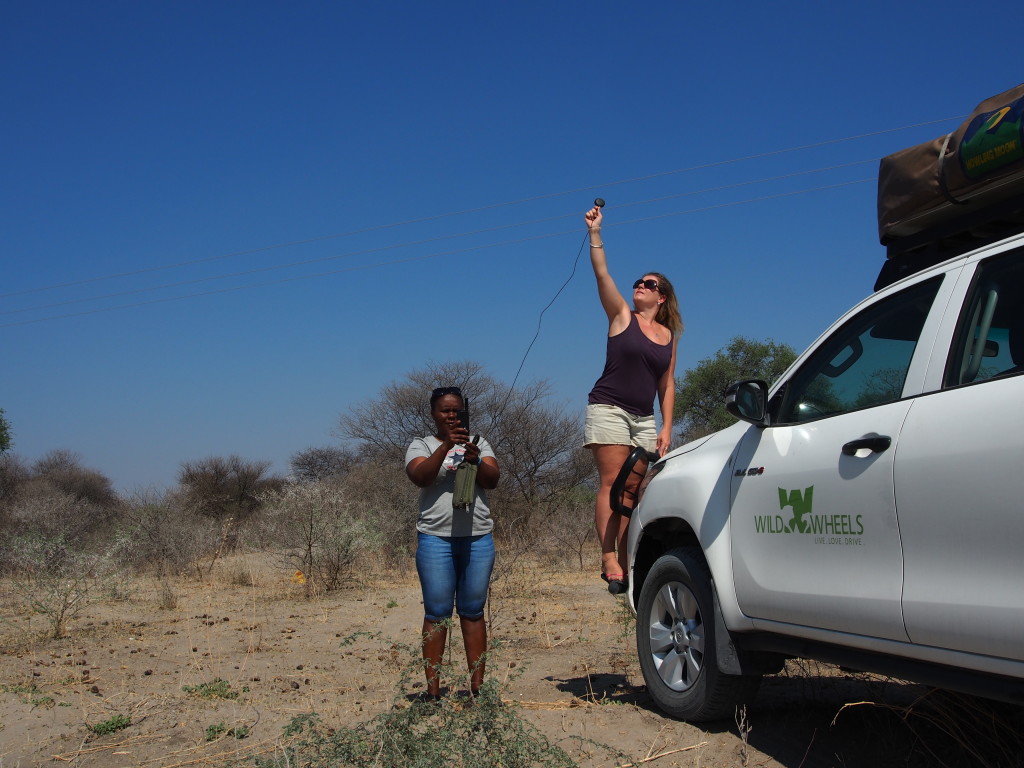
[583,204,682,594]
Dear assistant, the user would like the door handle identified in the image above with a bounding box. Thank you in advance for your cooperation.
[842,435,892,456]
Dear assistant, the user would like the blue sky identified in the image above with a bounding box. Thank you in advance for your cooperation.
[2,1,1019,492]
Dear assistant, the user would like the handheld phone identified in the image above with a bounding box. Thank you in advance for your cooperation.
[457,399,470,433]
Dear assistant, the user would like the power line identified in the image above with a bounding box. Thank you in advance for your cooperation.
[2,158,877,317]
[1,177,873,329]
[1,116,960,300]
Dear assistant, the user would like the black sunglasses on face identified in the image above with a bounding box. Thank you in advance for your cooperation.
[633,278,661,292]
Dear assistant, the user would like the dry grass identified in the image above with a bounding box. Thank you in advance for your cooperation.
[836,687,1024,768]
[1,548,1022,768]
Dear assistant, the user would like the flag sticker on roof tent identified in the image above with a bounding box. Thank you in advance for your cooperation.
[960,96,1024,179]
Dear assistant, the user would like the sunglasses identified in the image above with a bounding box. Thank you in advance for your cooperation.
[431,386,463,399]
[633,278,662,292]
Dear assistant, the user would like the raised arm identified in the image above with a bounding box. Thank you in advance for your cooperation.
[585,206,631,330]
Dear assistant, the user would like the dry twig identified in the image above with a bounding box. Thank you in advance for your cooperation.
[615,741,709,767]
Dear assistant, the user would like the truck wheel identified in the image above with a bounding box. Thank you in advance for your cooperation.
[636,547,759,721]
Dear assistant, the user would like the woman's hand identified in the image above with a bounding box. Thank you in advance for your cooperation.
[463,440,482,464]
[438,420,470,447]
[585,205,603,232]
[656,426,672,457]
[472,446,500,489]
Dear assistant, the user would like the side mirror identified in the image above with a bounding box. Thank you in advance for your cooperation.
[725,379,769,426]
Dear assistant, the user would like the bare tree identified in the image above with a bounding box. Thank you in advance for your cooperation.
[337,360,596,543]
[0,453,30,528]
[31,449,119,509]
[3,487,102,545]
[290,445,359,483]
[0,489,122,637]
[6,528,113,638]
[339,461,419,567]
[0,452,120,545]
[259,483,371,595]
[177,455,284,526]
[337,360,496,461]
[537,491,597,570]
[115,489,220,578]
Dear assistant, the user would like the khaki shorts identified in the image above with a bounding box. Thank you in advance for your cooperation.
[584,403,657,451]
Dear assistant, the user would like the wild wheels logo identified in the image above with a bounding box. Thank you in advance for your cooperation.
[753,486,865,545]
[779,487,813,532]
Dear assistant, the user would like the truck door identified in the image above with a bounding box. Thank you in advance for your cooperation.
[897,248,1024,661]
[730,276,943,640]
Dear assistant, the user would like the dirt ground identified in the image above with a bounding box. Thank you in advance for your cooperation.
[0,553,1018,768]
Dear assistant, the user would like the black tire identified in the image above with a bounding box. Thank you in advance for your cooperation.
[636,547,760,721]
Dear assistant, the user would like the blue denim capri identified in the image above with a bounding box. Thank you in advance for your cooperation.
[415,532,495,621]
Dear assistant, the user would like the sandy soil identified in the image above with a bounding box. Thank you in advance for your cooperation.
[0,554,1014,768]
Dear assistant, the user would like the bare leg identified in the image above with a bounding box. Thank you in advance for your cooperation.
[615,510,630,574]
[422,618,447,697]
[460,616,487,694]
[591,444,632,576]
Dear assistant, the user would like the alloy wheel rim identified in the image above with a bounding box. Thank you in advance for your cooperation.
[647,580,704,691]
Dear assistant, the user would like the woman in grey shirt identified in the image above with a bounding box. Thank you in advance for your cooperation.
[405,386,500,700]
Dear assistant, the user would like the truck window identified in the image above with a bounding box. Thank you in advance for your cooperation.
[774,277,942,424]
[946,247,1024,387]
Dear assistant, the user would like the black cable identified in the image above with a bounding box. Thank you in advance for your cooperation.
[493,231,591,422]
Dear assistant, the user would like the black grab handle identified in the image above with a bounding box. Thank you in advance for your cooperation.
[610,446,660,518]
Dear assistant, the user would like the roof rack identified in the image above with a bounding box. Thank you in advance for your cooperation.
[876,193,1024,291]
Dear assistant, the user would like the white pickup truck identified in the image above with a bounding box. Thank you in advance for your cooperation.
[614,85,1024,721]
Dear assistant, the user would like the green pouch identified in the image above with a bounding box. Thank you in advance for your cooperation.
[453,439,479,510]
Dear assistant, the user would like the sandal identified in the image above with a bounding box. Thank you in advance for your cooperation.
[601,572,629,595]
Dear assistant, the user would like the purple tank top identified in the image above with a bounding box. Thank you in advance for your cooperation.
[588,314,673,416]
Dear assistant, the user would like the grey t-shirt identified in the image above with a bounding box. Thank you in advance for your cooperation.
[405,435,495,537]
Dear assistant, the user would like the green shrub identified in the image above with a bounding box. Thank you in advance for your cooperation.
[253,634,623,768]
[87,713,131,736]
[183,678,239,700]
[206,721,250,741]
